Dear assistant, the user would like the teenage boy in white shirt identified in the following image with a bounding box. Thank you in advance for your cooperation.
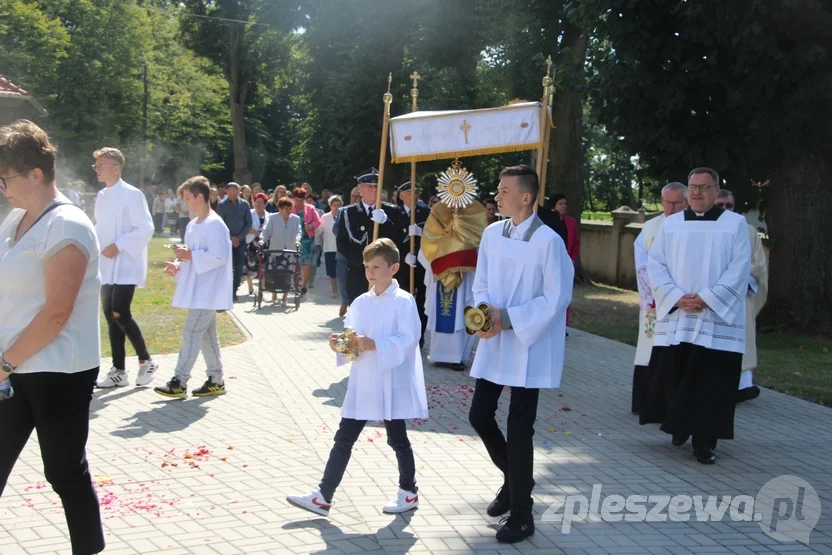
[155,176,232,398]
[92,147,158,388]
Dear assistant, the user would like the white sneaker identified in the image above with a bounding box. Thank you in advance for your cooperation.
[97,367,128,388]
[287,488,331,517]
[135,359,158,387]
[382,488,419,514]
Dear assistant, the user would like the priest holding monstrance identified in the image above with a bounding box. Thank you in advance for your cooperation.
[417,161,487,370]
[639,167,751,465]
[467,165,574,544]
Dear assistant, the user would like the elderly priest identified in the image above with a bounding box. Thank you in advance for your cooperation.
[639,167,751,465]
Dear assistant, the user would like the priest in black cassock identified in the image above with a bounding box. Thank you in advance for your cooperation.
[639,167,751,465]
[335,169,406,303]
[395,181,430,348]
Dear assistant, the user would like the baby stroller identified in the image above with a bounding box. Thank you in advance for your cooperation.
[255,245,302,309]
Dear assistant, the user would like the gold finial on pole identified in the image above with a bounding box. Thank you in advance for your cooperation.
[408,71,421,293]
[373,73,394,241]
[540,65,556,195]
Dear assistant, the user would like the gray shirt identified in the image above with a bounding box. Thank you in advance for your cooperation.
[261,212,301,250]
[216,197,252,239]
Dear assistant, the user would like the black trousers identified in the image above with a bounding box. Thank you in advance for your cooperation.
[231,242,246,297]
[102,284,150,370]
[318,418,416,503]
[0,368,104,555]
[469,378,540,517]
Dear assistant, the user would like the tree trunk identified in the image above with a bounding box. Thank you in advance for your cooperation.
[228,26,251,185]
[549,24,588,282]
[764,150,832,335]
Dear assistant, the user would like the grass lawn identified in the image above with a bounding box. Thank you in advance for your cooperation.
[100,237,246,358]
[570,283,832,406]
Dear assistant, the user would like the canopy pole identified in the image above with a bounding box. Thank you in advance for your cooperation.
[535,56,554,210]
[408,71,421,294]
[540,63,556,202]
[373,74,393,241]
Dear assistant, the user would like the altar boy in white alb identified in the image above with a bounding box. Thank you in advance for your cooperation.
[639,167,751,465]
[287,238,427,518]
[93,148,158,388]
[468,166,574,544]
[154,177,232,399]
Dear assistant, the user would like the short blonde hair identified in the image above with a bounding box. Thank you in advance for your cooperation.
[363,237,400,265]
[93,147,125,166]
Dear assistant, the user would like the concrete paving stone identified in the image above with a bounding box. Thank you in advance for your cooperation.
[1,276,830,554]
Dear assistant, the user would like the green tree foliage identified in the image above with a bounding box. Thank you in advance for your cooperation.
[577,0,832,333]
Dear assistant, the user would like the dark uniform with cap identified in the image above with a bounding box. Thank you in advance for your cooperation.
[395,181,431,347]
[336,169,406,303]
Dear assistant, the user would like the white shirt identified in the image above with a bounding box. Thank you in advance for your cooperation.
[248,209,267,244]
[172,212,233,311]
[648,209,751,354]
[341,280,428,421]
[470,219,574,388]
[0,197,101,374]
[94,179,155,287]
[507,212,535,241]
[317,211,338,253]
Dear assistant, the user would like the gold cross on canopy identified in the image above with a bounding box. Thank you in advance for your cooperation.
[410,71,421,89]
[460,119,471,144]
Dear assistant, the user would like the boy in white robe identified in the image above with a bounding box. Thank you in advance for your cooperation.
[640,168,751,465]
[468,165,574,544]
[287,238,427,517]
[154,176,232,399]
[632,182,688,413]
[93,147,158,389]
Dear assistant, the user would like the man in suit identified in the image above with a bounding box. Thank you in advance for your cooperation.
[335,169,406,303]
[396,181,431,348]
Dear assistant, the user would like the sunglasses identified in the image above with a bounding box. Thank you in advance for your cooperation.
[91,164,119,171]
[0,173,23,190]
[715,202,734,209]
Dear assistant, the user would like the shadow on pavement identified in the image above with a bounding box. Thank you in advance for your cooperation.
[282,511,416,554]
[109,397,216,438]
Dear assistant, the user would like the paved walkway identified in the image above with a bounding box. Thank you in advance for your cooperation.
[1,274,831,555]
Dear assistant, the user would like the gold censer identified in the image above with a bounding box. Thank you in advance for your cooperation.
[334,327,361,361]
[464,304,492,335]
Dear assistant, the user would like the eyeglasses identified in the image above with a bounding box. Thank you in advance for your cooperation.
[661,200,687,207]
[688,184,714,192]
[91,164,118,171]
[715,202,734,209]
[0,173,22,190]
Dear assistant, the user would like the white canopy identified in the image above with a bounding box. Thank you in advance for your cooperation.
[389,101,548,163]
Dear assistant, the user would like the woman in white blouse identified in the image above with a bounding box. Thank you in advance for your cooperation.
[316,194,343,297]
[0,120,105,554]
[243,192,269,296]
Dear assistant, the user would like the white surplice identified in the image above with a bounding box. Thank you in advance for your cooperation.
[171,212,233,311]
[741,224,768,383]
[469,216,574,389]
[648,209,751,354]
[633,214,666,366]
[417,249,476,364]
[340,280,428,421]
[94,179,155,287]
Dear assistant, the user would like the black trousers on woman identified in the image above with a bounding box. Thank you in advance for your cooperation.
[0,368,104,555]
[469,378,540,517]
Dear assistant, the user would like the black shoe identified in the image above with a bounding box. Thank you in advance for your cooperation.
[486,487,511,517]
[737,386,760,404]
[301,287,307,296]
[672,433,690,447]
[154,377,186,399]
[495,513,535,544]
[694,446,716,464]
[191,377,226,397]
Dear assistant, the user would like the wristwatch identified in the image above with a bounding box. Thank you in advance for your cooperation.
[0,352,14,374]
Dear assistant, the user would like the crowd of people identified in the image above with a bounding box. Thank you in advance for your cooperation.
[0,118,765,552]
